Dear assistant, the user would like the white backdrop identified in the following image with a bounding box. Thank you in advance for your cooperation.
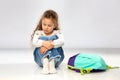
[0,0,120,49]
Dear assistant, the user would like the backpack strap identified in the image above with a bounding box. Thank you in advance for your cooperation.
[107,65,119,70]
[67,65,93,75]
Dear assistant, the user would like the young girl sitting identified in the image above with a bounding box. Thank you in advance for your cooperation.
[31,10,65,74]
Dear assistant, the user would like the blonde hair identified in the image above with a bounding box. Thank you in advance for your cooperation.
[31,9,60,40]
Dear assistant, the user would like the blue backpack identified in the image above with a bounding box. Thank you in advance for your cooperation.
[67,53,119,74]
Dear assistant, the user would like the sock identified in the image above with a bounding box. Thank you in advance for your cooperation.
[42,57,49,74]
[49,59,57,74]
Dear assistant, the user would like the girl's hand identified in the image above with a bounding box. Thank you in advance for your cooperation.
[40,46,48,54]
[42,41,54,50]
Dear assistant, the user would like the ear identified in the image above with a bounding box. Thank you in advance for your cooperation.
[53,25,56,29]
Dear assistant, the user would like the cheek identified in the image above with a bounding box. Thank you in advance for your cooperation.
[48,27,54,32]
[54,26,55,29]
[52,25,55,29]
[49,27,54,31]
[42,25,46,29]
[41,24,44,28]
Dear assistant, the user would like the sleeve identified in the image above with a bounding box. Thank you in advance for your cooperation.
[32,31,44,47]
[53,31,64,48]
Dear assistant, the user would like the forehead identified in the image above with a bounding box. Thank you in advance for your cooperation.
[42,18,54,24]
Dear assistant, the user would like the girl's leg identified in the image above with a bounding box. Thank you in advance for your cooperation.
[33,48,43,67]
[55,47,64,67]
[42,57,49,74]
[49,59,57,74]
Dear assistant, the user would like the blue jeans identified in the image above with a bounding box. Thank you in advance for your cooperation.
[33,35,64,67]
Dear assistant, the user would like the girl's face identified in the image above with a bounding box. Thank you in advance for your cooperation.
[42,18,55,35]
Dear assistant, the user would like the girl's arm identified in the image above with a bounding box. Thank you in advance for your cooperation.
[32,31,44,47]
[53,32,64,48]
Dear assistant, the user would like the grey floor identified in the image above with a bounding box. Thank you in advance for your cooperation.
[0,48,120,80]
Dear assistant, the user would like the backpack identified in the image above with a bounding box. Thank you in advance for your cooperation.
[67,53,119,74]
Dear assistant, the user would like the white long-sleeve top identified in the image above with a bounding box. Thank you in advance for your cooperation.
[32,30,64,48]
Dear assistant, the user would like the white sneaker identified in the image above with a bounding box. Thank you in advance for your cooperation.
[41,58,49,74]
[49,59,57,74]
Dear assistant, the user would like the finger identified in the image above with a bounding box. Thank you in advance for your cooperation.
[44,49,48,53]
[42,48,47,54]
[40,48,44,54]
[40,49,43,54]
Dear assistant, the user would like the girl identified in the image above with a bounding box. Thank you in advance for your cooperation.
[31,10,64,74]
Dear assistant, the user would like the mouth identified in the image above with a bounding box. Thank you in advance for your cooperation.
[44,30,49,33]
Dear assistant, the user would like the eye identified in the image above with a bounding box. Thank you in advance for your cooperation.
[43,23,46,26]
[48,25,52,27]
